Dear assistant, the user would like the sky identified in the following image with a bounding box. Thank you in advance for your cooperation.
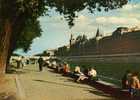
[16,0,140,56]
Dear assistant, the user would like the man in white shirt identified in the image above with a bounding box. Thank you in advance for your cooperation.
[88,67,97,78]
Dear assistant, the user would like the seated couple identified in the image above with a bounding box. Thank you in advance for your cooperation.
[74,66,97,82]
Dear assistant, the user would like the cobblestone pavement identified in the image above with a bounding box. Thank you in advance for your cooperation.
[18,64,114,100]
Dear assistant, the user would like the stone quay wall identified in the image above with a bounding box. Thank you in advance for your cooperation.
[63,53,140,63]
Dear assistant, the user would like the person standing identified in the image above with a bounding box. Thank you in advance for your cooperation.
[38,56,44,71]
[21,56,26,68]
[16,56,21,69]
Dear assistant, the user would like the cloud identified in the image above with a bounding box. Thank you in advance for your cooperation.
[38,15,64,24]
[69,15,98,37]
[95,17,106,24]
[95,16,140,25]
[128,13,140,18]
[122,4,139,10]
[92,3,140,35]
[76,15,89,22]
[118,3,140,17]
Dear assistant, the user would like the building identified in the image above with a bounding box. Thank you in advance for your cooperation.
[97,27,140,55]
[45,49,56,56]
[69,34,75,47]
[95,28,103,41]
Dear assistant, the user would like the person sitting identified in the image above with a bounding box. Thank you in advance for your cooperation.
[73,66,83,79]
[56,62,64,73]
[87,67,98,81]
[63,63,70,76]
[75,67,89,82]
[129,71,140,98]
[74,66,82,74]
[121,70,132,89]
[52,60,57,69]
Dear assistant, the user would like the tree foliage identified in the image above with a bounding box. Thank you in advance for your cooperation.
[15,19,42,52]
[0,0,129,55]
[0,0,129,53]
[0,0,47,53]
[46,0,128,27]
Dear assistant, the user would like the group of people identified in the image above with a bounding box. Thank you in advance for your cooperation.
[51,61,98,83]
[16,56,140,98]
[122,70,140,97]
[16,56,27,68]
[51,60,140,98]
[38,56,58,71]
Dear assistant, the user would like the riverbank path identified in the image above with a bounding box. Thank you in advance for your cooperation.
[17,64,114,100]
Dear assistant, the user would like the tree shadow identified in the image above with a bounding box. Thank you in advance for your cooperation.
[6,68,26,75]
[6,65,26,75]
[23,68,39,72]
[65,78,75,82]
[87,84,131,100]
[47,69,58,73]
[6,65,17,74]
[0,92,17,100]
[33,79,93,89]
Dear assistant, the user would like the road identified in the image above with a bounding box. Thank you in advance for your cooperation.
[17,64,114,100]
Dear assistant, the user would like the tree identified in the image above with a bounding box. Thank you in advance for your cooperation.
[0,0,128,74]
[15,19,42,52]
[0,0,47,74]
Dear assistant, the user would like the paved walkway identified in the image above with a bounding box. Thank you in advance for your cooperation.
[17,64,114,100]
[0,74,18,100]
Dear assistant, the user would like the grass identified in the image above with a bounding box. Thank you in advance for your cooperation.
[68,61,140,86]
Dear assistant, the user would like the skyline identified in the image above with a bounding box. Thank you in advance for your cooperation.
[15,1,140,56]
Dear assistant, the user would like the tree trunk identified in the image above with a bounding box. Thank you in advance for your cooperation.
[0,19,12,74]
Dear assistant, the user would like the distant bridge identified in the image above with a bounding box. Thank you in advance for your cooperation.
[10,56,56,61]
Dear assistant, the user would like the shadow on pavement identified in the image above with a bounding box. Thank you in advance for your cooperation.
[47,69,57,73]
[23,68,39,72]
[47,69,117,99]
[0,92,17,100]
[65,78,75,82]
[6,69,26,75]
[88,90,113,98]
[33,79,93,89]
[6,65,26,75]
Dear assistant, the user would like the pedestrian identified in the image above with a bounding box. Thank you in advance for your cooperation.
[16,56,21,68]
[26,59,30,65]
[21,56,26,68]
[38,56,44,71]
